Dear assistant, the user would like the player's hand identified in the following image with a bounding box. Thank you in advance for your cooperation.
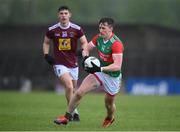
[44,54,55,65]
[85,62,101,73]
[82,56,89,68]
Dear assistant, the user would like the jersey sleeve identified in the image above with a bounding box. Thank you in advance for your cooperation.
[91,34,99,46]
[112,41,124,54]
[45,29,53,39]
[78,28,85,38]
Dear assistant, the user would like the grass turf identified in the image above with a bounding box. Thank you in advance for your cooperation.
[0,91,180,131]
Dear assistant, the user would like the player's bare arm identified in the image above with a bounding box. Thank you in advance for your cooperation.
[101,53,123,72]
[84,41,96,54]
[43,35,55,65]
[43,36,51,55]
[79,35,89,57]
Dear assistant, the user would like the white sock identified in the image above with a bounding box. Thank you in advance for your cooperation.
[72,108,79,115]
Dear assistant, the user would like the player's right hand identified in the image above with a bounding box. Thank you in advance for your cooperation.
[44,54,55,65]
[82,56,89,68]
[84,62,101,73]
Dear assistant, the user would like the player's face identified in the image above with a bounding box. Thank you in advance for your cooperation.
[99,22,113,40]
[58,10,71,24]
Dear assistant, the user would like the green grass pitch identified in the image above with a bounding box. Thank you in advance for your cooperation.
[0,91,180,131]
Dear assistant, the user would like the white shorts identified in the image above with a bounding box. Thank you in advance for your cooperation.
[94,72,122,96]
[53,65,79,80]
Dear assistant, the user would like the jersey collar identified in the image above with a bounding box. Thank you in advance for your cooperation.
[58,22,71,29]
[108,32,114,40]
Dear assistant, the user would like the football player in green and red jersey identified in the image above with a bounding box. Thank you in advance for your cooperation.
[54,18,124,128]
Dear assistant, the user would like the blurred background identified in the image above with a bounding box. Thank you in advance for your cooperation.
[0,0,180,95]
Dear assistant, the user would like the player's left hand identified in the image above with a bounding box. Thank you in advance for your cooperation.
[82,56,89,68]
[85,62,101,73]
[44,54,55,65]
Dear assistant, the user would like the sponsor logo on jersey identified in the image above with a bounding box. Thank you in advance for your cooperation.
[62,31,67,37]
[69,32,74,37]
[55,33,60,37]
[58,38,71,50]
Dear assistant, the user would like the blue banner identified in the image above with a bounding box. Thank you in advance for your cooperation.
[126,78,180,95]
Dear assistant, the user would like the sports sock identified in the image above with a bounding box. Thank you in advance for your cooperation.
[72,108,79,115]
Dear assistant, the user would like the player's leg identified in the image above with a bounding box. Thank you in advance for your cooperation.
[54,65,74,104]
[60,75,80,121]
[70,67,80,121]
[59,72,74,104]
[72,80,77,93]
[105,94,116,119]
[54,74,101,125]
[54,71,75,124]
[68,74,101,113]
[53,65,75,122]
[71,79,80,121]
[102,94,116,127]
[95,72,120,127]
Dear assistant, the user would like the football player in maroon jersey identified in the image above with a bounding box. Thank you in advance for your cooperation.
[43,5,88,122]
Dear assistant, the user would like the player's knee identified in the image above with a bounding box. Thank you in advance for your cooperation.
[65,85,74,92]
[75,90,84,99]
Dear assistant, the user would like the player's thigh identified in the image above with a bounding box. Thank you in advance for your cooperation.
[54,65,69,77]
[69,67,79,80]
[54,65,74,89]
[77,74,101,95]
[59,72,73,89]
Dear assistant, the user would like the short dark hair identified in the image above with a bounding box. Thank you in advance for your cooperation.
[99,18,114,28]
[58,5,71,12]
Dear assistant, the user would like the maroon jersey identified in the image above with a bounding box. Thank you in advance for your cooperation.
[46,22,84,68]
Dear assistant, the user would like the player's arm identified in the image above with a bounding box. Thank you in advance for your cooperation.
[79,35,95,58]
[84,54,123,74]
[101,53,123,72]
[79,34,99,58]
[84,41,123,73]
[84,34,99,54]
[101,41,123,72]
[43,35,55,65]
[80,36,96,69]
[43,35,51,55]
[79,35,89,57]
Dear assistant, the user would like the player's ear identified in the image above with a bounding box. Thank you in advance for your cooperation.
[109,25,113,31]
[57,12,60,19]
[69,12,72,18]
